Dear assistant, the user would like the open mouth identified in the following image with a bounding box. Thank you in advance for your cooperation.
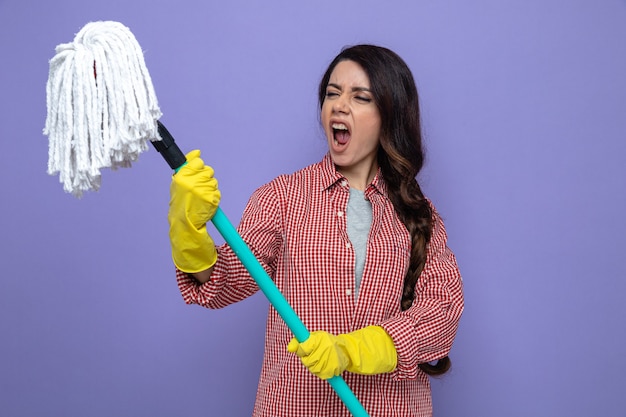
[332,123,350,145]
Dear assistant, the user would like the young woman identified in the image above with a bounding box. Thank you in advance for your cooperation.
[168,44,464,417]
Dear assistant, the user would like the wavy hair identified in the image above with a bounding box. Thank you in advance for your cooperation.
[318,45,450,376]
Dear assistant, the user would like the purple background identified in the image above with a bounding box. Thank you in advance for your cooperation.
[1,1,625,416]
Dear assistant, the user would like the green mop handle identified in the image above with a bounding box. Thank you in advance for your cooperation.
[152,122,369,417]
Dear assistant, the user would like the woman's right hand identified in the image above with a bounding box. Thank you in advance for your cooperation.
[167,150,221,275]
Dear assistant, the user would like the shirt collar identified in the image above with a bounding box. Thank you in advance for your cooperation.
[319,153,343,190]
[319,153,387,196]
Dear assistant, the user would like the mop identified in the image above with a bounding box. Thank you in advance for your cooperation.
[43,21,369,417]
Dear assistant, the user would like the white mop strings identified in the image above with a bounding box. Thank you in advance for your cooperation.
[44,21,162,197]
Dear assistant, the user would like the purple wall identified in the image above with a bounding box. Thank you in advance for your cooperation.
[1,1,625,416]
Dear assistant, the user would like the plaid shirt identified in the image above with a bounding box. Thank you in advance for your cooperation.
[176,153,464,417]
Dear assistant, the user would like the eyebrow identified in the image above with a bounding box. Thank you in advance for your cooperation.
[327,83,372,93]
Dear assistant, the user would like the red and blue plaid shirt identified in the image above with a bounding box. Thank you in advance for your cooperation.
[176,153,464,417]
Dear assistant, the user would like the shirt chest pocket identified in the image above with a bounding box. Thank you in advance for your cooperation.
[361,240,410,292]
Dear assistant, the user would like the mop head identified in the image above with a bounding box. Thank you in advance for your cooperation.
[43,21,162,197]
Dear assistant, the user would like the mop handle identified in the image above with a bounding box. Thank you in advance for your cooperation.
[153,122,369,417]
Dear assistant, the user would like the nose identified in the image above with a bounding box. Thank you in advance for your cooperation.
[332,94,349,114]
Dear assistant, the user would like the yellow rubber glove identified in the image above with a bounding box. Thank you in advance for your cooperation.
[287,326,397,380]
[168,150,221,273]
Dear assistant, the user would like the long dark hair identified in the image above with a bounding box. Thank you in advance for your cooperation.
[318,45,450,376]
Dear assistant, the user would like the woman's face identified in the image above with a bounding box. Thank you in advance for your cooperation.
[321,60,382,189]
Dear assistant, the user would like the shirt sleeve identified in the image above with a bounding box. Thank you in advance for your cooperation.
[380,206,465,380]
[176,182,283,309]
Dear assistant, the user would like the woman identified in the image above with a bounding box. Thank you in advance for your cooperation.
[168,45,464,417]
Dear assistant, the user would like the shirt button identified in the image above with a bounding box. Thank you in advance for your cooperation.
[346,243,351,249]
[337,211,344,217]
[346,289,352,296]
[341,180,348,187]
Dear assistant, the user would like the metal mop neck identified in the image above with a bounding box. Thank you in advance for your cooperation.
[44,21,162,197]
